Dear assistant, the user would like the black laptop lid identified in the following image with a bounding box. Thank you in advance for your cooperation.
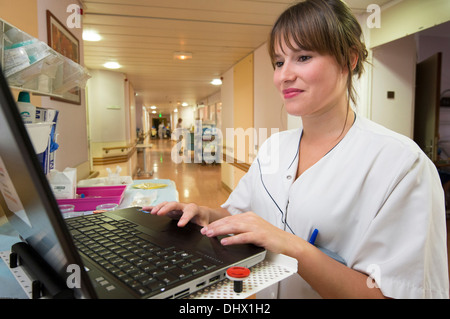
[0,67,96,298]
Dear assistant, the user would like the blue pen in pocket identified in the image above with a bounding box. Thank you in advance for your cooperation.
[308,228,347,265]
[309,228,318,245]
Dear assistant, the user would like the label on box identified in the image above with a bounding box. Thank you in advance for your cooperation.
[50,184,73,199]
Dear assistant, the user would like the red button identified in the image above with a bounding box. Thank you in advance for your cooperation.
[226,267,250,279]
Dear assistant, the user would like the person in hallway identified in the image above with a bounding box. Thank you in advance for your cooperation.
[173,118,185,154]
[158,122,165,139]
[145,0,449,299]
[176,118,183,129]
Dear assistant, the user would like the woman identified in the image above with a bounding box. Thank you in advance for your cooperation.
[146,0,449,298]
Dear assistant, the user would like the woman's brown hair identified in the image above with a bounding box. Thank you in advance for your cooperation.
[268,0,368,107]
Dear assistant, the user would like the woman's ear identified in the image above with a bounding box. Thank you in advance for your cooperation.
[349,48,359,74]
[349,48,361,74]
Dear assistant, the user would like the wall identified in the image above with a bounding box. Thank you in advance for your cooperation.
[220,68,234,138]
[233,53,254,164]
[220,67,235,190]
[0,0,38,37]
[253,43,287,145]
[87,69,127,153]
[371,35,417,138]
[125,78,136,144]
[370,0,450,49]
[87,68,138,177]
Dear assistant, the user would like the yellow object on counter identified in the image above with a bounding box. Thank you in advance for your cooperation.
[132,182,167,190]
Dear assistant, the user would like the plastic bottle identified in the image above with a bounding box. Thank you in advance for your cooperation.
[17,91,36,124]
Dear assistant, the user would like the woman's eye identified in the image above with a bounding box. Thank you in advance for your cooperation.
[274,61,284,68]
[298,56,311,62]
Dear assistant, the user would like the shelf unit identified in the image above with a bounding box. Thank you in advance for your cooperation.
[0,18,90,171]
[0,18,90,100]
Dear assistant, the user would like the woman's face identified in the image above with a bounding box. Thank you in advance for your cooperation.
[273,39,349,119]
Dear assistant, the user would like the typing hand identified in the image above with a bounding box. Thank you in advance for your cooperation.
[143,201,209,227]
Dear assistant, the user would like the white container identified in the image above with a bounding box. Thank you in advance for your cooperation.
[17,101,36,123]
[17,91,35,124]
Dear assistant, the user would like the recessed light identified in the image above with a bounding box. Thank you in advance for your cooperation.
[173,51,192,60]
[83,30,102,41]
[211,78,222,86]
[103,62,121,69]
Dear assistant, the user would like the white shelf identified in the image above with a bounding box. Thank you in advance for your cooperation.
[188,252,297,299]
[0,18,90,98]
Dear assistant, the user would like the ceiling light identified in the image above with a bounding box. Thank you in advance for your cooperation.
[83,30,102,41]
[103,62,121,69]
[174,109,178,113]
[150,105,157,109]
[211,78,222,86]
[181,102,188,107]
[174,51,192,60]
[152,111,156,114]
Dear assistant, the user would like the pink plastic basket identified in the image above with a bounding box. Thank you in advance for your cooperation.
[56,185,127,211]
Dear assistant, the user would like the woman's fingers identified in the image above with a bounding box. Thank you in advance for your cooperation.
[220,232,254,246]
[149,201,182,215]
[142,202,206,228]
[201,213,256,237]
[200,212,288,252]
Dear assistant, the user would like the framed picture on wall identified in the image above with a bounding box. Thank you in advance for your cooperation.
[46,10,81,105]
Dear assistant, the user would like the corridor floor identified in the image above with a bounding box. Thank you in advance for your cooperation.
[135,138,230,209]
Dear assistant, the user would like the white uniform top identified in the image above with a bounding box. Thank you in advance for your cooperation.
[222,115,449,299]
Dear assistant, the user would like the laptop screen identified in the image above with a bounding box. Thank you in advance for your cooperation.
[0,68,95,298]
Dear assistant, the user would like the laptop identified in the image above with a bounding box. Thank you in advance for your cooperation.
[0,67,266,299]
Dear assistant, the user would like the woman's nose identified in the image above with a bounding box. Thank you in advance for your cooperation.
[280,63,296,82]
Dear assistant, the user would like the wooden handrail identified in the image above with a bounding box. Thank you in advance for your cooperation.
[102,144,134,154]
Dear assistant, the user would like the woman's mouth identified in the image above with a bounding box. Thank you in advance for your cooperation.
[282,88,304,99]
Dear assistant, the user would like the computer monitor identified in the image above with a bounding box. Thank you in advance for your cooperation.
[0,67,95,298]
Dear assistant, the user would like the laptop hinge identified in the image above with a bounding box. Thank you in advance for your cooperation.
[9,242,74,299]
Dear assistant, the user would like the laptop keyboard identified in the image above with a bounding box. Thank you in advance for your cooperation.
[65,214,217,298]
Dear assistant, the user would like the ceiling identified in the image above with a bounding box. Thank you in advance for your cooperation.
[81,0,393,114]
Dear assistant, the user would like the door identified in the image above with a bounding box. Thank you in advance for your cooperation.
[414,52,442,162]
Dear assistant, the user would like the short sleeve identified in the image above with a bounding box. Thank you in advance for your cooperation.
[350,153,449,299]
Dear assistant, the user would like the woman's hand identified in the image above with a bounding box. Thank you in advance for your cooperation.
[143,202,230,228]
[143,201,209,227]
[200,211,294,254]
